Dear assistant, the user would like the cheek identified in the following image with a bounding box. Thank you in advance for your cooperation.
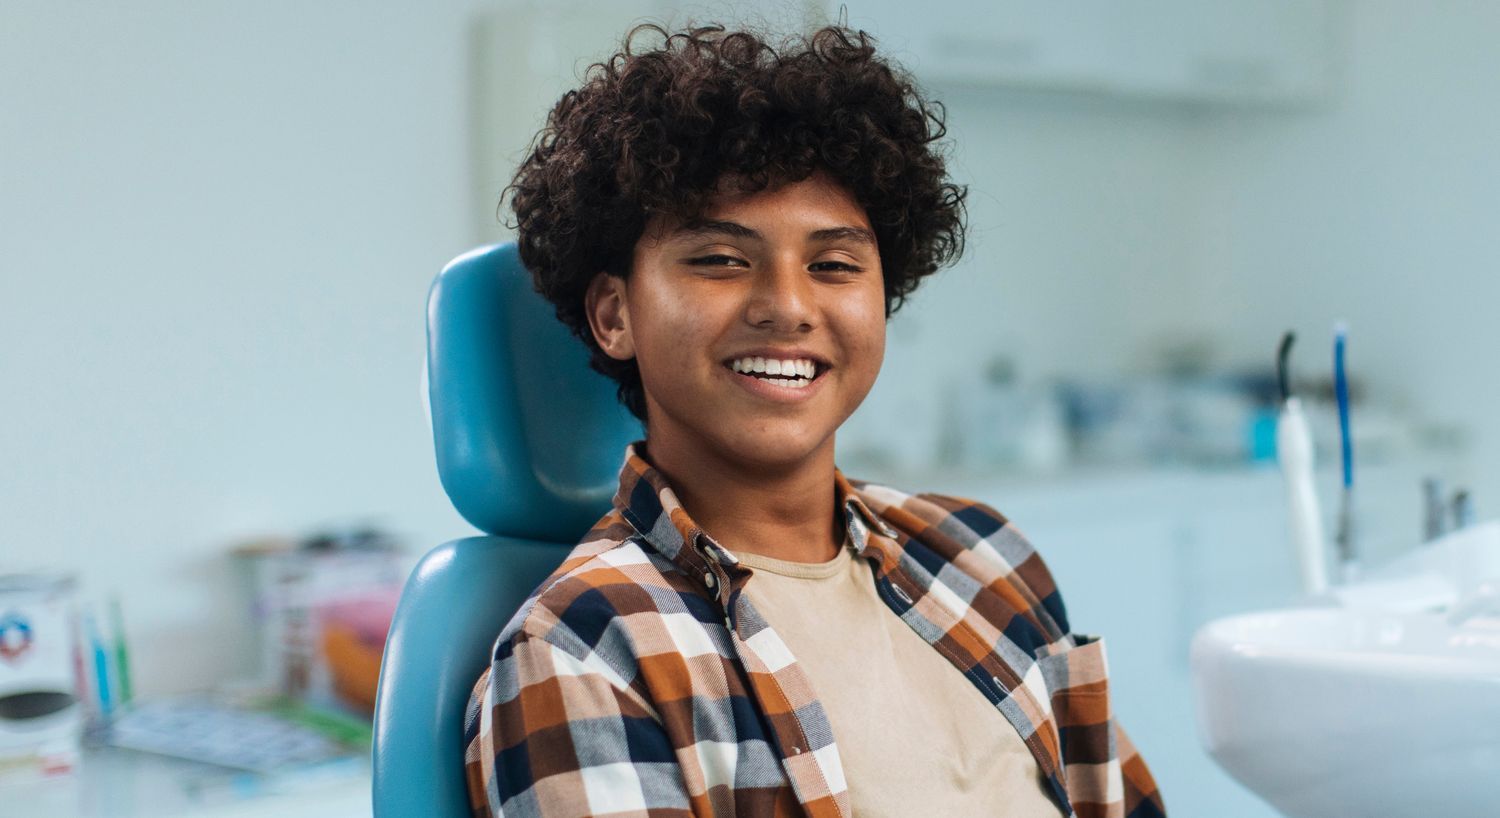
[835,296,887,381]
[856,329,886,385]
[629,288,715,376]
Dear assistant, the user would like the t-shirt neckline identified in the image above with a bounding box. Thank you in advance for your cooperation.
[729,531,854,580]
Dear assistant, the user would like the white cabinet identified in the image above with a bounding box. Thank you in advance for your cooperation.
[844,0,1117,93]
[1110,0,1337,103]
[837,0,1338,105]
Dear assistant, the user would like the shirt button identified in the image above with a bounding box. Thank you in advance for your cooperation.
[704,572,716,589]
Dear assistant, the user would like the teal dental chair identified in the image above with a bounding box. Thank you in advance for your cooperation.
[371,243,642,817]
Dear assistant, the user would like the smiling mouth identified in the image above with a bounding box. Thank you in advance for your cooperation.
[722,356,830,390]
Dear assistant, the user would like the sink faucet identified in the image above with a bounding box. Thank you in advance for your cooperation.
[1452,489,1475,530]
[1423,477,1447,542]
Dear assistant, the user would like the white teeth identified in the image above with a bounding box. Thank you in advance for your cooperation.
[727,356,820,387]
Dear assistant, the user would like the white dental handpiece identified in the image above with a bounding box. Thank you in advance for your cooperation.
[1278,394,1330,596]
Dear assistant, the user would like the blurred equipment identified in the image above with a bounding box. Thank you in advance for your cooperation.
[1421,479,1477,544]
[1333,322,1359,582]
[371,243,642,818]
[953,356,1068,473]
[106,696,348,773]
[1275,331,1329,596]
[0,573,81,783]
[235,525,405,716]
[1451,488,1475,531]
[1424,476,1448,542]
[1057,370,1275,467]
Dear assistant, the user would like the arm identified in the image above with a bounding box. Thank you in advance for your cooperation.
[463,625,692,818]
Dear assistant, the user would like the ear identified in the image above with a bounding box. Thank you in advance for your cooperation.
[583,272,635,361]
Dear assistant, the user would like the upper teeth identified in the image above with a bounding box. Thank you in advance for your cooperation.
[729,357,817,379]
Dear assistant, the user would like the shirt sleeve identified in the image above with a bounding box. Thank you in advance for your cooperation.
[1112,716,1168,817]
[462,623,693,818]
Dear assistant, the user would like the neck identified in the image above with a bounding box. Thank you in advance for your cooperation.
[643,425,844,564]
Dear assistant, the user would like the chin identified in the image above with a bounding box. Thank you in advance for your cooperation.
[709,421,833,469]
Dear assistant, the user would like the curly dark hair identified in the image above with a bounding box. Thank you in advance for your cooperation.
[505,22,967,422]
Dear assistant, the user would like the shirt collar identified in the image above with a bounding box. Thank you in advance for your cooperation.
[612,440,897,580]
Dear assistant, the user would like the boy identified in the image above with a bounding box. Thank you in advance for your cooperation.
[464,22,1165,818]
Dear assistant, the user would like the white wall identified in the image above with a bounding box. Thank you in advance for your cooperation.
[1186,0,1500,504]
[0,0,489,693]
[892,86,1199,383]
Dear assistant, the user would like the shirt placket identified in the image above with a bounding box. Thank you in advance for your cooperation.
[693,531,853,818]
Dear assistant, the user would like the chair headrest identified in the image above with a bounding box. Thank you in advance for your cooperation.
[426,243,643,541]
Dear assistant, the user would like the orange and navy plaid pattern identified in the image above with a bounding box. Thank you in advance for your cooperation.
[464,442,1167,817]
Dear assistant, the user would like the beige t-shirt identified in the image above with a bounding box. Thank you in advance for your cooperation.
[731,540,1067,818]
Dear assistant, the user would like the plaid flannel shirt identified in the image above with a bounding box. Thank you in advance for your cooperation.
[464,442,1166,817]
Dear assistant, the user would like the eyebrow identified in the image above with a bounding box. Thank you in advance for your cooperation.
[674,219,877,247]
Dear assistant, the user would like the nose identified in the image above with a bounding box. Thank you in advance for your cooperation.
[744,255,815,333]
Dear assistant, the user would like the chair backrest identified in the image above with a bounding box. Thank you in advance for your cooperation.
[372,243,642,818]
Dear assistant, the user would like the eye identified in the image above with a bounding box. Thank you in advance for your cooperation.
[810,260,862,273]
[687,254,749,267]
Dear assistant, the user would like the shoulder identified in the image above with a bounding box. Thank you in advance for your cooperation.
[848,478,1073,637]
[492,510,721,678]
[850,479,1018,541]
[847,478,1028,565]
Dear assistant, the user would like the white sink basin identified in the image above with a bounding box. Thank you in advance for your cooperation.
[1190,607,1500,817]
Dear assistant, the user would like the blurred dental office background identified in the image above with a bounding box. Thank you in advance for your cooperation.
[3,0,1496,815]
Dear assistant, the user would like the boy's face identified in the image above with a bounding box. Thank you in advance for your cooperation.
[587,169,886,473]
